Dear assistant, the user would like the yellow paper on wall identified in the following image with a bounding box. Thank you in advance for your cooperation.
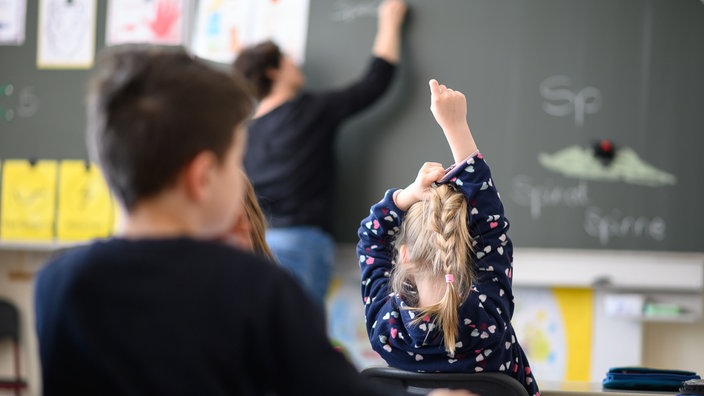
[553,287,593,382]
[0,159,58,241]
[56,161,114,241]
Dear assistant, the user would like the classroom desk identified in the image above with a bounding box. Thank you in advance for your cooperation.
[539,381,678,396]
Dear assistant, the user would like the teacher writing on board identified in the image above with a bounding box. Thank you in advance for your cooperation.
[233,0,407,313]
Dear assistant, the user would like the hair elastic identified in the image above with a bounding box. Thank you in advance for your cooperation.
[445,274,455,283]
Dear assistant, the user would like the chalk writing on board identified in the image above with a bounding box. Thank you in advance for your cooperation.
[540,75,601,127]
[511,175,668,245]
[0,84,39,122]
[331,1,377,22]
[511,176,589,219]
[538,145,677,187]
[584,206,666,245]
[16,86,39,118]
[1,83,14,121]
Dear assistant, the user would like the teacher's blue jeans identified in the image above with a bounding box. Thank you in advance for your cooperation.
[266,226,335,312]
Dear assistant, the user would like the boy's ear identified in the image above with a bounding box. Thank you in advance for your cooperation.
[182,151,218,202]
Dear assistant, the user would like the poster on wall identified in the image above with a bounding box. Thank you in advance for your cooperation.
[0,0,26,45]
[191,0,310,64]
[0,159,58,241]
[512,287,594,382]
[37,0,96,69]
[106,0,189,46]
[56,161,114,242]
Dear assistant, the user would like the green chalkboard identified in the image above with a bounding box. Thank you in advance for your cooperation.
[1,1,104,160]
[307,0,704,251]
[1,1,702,252]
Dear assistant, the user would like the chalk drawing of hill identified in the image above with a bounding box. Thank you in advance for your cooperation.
[538,145,676,187]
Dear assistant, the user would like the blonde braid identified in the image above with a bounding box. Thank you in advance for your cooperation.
[393,184,474,354]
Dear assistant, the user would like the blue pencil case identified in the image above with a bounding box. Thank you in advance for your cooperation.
[603,367,701,391]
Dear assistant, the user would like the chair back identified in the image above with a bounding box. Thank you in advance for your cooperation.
[0,300,20,342]
[0,299,27,394]
[361,366,530,396]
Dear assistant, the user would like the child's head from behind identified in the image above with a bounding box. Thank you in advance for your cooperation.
[392,183,475,354]
[87,46,254,235]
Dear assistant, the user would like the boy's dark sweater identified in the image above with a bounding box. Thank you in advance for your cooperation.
[35,237,403,396]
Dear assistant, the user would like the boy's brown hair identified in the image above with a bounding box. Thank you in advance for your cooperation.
[86,45,254,211]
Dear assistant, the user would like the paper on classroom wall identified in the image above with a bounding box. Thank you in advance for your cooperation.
[37,0,96,69]
[56,161,114,242]
[0,159,58,241]
[191,0,309,65]
[106,0,188,46]
[0,0,26,45]
[326,267,388,369]
[512,287,594,382]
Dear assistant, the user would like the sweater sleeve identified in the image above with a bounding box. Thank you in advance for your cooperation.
[356,188,404,336]
[319,56,396,122]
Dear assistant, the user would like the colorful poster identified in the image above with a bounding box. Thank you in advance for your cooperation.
[327,275,387,369]
[512,287,594,382]
[56,161,114,242]
[106,0,188,46]
[37,0,96,69]
[0,159,58,241]
[0,0,26,45]
[191,0,309,64]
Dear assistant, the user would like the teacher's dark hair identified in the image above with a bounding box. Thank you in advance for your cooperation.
[232,40,283,100]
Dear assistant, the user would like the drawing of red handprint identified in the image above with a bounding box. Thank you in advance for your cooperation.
[148,0,180,39]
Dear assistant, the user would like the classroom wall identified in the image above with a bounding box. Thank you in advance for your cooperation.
[643,323,704,375]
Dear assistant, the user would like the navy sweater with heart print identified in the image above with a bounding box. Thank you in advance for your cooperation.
[357,153,540,396]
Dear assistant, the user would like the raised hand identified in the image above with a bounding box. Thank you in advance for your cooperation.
[378,0,407,32]
[373,0,407,63]
[429,79,467,134]
[429,79,477,163]
[393,161,446,211]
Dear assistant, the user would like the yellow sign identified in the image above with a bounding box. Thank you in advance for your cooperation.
[56,161,114,241]
[0,160,58,241]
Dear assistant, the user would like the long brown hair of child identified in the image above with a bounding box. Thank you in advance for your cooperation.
[391,183,474,355]
[242,175,275,262]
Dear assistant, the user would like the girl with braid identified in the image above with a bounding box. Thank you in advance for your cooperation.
[357,79,540,396]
